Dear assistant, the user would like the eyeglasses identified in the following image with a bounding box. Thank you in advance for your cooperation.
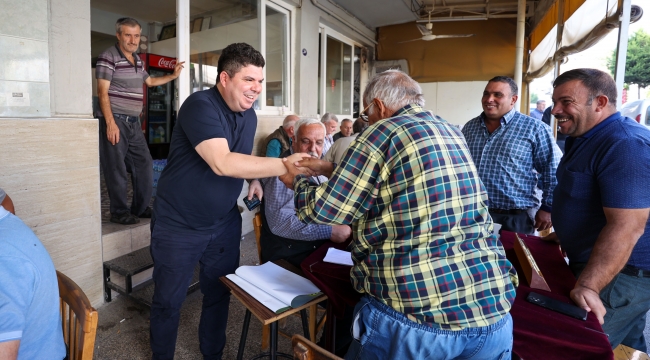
[359,102,374,122]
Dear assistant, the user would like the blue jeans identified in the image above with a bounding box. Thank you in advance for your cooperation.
[344,296,513,360]
[149,206,242,360]
[572,263,650,352]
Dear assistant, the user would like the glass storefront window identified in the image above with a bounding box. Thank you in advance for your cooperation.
[265,5,288,108]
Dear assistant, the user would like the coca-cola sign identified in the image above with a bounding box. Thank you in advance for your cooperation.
[148,54,177,70]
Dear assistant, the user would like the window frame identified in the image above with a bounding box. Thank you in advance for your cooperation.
[256,0,295,116]
[318,26,363,120]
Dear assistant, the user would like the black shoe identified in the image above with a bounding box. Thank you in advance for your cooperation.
[110,213,140,225]
[135,207,152,218]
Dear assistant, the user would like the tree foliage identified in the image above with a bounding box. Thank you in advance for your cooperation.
[530,92,539,104]
[608,29,650,88]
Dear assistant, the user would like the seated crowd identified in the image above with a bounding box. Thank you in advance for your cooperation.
[1,39,649,360]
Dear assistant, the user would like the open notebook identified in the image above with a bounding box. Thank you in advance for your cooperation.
[226,262,323,314]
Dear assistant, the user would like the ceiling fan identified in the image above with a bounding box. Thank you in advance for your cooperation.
[399,11,475,43]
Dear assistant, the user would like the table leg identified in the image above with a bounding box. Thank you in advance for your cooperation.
[308,304,317,342]
[300,309,310,340]
[325,301,336,353]
[237,309,252,360]
[270,321,278,360]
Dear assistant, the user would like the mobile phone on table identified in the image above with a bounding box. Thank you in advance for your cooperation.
[242,195,261,211]
[526,292,588,320]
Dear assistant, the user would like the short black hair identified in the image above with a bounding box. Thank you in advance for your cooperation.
[353,118,368,133]
[116,18,141,34]
[488,76,518,96]
[553,68,617,105]
[217,43,265,80]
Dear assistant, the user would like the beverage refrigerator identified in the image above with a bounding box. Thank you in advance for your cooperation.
[142,53,177,159]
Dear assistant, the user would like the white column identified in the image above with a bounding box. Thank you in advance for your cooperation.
[615,0,632,108]
[177,0,190,107]
[513,0,526,109]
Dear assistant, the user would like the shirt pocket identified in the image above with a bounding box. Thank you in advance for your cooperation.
[560,169,594,199]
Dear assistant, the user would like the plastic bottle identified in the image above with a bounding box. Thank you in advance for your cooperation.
[155,126,165,143]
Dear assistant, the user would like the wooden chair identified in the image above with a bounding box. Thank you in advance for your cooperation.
[252,212,327,350]
[57,270,98,360]
[292,334,343,360]
[613,344,650,360]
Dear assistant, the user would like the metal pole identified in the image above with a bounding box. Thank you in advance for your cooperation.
[177,0,190,107]
[615,0,632,109]
[513,0,526,110]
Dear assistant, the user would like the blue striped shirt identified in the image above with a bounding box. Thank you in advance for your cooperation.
[462,108,561,211]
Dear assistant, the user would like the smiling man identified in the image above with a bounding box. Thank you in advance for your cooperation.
[547,68,650,352]
[149,43,309,360]
[462,76,561,235]
[96,17,184,225]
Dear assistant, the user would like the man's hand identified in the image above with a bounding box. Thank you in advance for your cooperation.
[172,61,185,79]
[294,158,335,178]
[278,153,317,188]
[106,120,120,145]
[535,209,552,231]
[330,225,352,243]
[570,285,606,325]
[247,179,263,201]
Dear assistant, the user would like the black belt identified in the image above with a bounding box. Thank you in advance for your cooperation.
[621,265,650,278]
[489,208,526,215]
[114,113,140,123]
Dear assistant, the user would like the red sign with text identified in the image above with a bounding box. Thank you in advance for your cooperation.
[147,54,177,70]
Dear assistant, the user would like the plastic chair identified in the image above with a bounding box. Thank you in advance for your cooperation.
[57,270,98,360]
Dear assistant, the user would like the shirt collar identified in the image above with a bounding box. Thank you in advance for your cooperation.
[213,86,245,117]
[0,206,9,220]
[580,111,622,139]
[392,103,426,117]
[479,107,516,125]
[114,43,141,63]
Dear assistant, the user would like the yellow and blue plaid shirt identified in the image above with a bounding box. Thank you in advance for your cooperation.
[293,104,518,329]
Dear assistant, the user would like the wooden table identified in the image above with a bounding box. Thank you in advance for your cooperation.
[220,260,328,360]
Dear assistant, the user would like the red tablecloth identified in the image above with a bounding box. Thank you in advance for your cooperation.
[500,231,613,360]
[301,231,613,359]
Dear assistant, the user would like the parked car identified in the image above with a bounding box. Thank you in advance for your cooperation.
[620,99,650,127]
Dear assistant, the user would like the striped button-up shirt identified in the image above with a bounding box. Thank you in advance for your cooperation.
[462,108,561,212]
[292,104,518,329]
[95,44,149,117]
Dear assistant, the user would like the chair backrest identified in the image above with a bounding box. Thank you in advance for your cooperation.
[292,334,342,360]
[57,270,98,360]
[253,212,263,263]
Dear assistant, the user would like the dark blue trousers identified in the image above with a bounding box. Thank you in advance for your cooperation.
[149,207,241,360]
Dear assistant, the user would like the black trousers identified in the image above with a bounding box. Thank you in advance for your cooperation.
[99,116,153,216]
[489,211,535,235]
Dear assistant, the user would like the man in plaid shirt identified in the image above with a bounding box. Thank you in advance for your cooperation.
[462,76,561,235]
[280,70,518,359]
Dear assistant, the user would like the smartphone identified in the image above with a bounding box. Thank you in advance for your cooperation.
[526,292,588,321]
[242,195,261,211]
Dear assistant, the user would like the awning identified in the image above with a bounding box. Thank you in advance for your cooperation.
[526,0,620,80]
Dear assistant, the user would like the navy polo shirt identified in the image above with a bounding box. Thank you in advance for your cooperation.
[553,112,650,270]
[154,87,257,233]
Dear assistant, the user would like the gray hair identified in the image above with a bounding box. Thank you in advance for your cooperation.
[282,115,299,129]
[320,113,339,124]
[295,118,326,136]
[363,70,424,112]
[116,17,141,34]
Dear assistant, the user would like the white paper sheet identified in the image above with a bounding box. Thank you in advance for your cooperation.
[323,248,353,266]
[234,262,321,308]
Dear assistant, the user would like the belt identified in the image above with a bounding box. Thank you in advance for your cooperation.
[114,113,140,123]
[620,265,650,278]
[489,208,526,215]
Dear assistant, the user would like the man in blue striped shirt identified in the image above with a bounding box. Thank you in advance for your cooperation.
[462,76,561,234]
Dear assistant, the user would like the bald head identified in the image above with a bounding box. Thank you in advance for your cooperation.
[282,115,299,138]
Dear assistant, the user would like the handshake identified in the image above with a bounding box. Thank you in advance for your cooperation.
[278,153,334,189]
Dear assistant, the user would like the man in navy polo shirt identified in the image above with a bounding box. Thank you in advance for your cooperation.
[548,68,650,351]
[149,43,309,360]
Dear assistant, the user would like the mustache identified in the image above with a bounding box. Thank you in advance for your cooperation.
[307,151,319,158]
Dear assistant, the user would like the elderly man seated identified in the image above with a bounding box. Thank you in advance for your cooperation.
[259,118,351,267]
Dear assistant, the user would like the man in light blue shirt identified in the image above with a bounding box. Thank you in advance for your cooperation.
[530,100,546,120]
[0,198,66,359]
[462,76,561,234]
